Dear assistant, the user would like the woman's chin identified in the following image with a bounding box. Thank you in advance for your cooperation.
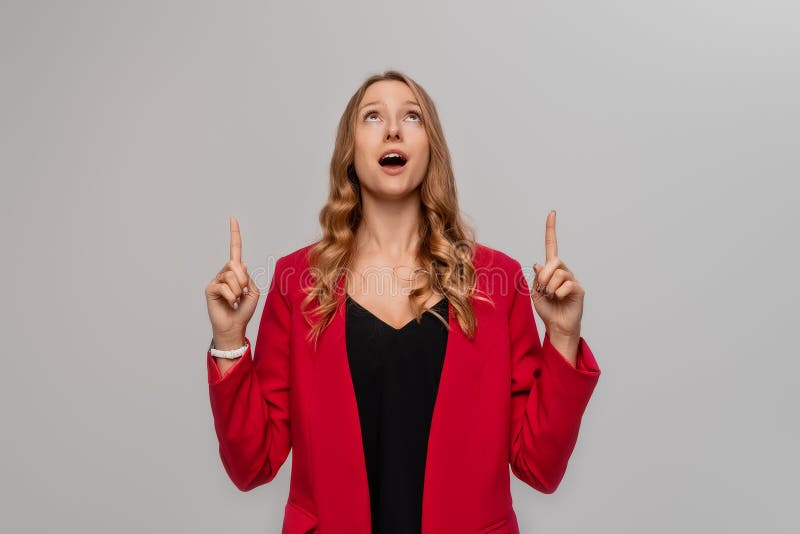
[362,178,422,200]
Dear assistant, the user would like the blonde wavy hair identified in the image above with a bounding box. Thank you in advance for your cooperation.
[300,70,490,348]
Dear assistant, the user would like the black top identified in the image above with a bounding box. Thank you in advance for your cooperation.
[345,295,450,534]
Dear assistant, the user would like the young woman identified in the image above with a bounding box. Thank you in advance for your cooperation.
[204,70,601,534]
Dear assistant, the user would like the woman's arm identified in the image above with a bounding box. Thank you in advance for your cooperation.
[507,260,601,493]
[206,255,293,492]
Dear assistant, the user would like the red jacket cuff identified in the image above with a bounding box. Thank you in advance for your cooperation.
[207,336,253,385]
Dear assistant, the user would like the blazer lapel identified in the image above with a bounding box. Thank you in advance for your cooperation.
[421,298,490,533]
[309,271,371,532]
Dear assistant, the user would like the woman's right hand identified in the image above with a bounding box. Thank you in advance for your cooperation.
[205,216,261,349]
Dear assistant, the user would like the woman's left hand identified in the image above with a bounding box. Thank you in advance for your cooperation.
[531,210,584,340]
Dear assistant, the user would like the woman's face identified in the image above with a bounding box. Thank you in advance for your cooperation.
[353,80,430,199]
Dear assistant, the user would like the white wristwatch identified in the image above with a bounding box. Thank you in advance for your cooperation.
[209,338,249,359]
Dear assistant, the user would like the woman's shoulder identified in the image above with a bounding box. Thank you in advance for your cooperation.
[273,241,318,271]
[473,242,533,313]
[473,241,522,273]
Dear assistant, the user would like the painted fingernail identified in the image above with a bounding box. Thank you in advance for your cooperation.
[233,301,239,310]
[243,287,249,294]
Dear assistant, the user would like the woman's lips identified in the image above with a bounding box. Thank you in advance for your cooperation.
[378,154,408,175]
[380,163,406,176]
[377,149,409,176]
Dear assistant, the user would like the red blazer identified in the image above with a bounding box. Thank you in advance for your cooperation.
[207,242,601,534]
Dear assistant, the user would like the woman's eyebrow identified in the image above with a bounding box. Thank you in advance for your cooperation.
[359,100,420,111]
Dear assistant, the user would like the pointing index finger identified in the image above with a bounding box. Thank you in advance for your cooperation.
[230,215,242,263]
[545,210,557,262]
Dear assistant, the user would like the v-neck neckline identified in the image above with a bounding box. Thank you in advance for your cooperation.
[346,294,448,333]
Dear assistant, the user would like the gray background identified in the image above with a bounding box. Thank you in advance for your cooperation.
[1,0,798,532]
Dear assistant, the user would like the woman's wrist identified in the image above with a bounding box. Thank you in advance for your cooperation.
[546,329,580,367]
[212,333,246,351]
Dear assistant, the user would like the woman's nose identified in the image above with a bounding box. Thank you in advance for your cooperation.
[386,123,400,140]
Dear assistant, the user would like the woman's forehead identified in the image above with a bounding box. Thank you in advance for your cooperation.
[360,80,416,105]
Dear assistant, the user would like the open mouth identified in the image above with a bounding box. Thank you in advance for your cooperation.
[379,151,408,168]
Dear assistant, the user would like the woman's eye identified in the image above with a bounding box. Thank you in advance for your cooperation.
[362,110,421,122]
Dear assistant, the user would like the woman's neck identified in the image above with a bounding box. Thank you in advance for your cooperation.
[355,192,423,259]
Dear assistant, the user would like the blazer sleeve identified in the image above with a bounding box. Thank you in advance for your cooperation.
[206,255,293,492]
[507,259,601,493]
